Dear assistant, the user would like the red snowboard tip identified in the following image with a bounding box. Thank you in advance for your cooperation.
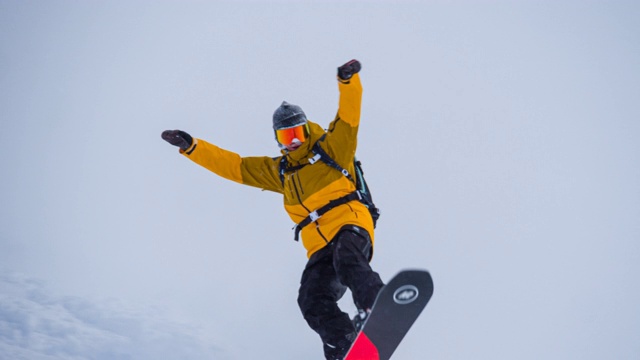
[344,332,380,360]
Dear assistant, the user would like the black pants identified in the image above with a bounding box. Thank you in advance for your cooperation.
[297,226,384,360]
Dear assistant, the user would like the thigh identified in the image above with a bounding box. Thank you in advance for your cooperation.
[298,247,347,315]
[332,228,384,310]
[332,227,372,272]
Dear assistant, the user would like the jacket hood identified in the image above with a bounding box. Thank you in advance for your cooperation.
[280,120,325,162]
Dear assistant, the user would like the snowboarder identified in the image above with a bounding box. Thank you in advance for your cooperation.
[161,59,384,360]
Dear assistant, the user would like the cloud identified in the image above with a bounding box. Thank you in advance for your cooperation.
[0,272,230,360]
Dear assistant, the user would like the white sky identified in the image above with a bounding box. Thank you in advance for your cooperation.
[1,1,639,359]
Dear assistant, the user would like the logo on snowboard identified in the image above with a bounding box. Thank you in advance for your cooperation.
[393,285,419,304]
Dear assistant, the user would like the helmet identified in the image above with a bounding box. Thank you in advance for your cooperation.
[273,101,307,130]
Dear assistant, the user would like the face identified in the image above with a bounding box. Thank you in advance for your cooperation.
[284,140,302,151]
[275,123,309,151]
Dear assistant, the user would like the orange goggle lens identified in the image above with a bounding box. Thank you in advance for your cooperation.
[275,124,309,145]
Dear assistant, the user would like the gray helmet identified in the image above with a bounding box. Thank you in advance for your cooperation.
[273,101,307,130]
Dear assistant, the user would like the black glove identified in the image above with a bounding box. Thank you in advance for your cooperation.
[337,59,361,81]
[161,130,193,151]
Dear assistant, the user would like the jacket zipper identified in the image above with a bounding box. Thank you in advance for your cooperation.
[295,172,304,194]
[291,172,311,213]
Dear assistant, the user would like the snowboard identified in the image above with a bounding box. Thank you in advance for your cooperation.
[344,269,434,360]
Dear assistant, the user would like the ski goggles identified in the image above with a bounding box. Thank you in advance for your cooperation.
[275,123,310,146]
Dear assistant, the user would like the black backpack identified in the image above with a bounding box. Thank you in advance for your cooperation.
[279,135,380,241]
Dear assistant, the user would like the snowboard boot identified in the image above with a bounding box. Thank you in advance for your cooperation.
[351,308,371,332]
[323,332,356,360]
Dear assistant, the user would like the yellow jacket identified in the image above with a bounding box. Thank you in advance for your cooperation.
[181,74,374,258]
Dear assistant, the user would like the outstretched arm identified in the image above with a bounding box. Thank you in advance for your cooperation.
[161,130,283,193]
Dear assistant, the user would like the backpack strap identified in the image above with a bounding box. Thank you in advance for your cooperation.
[293,191,362,241]
[278,157,287,185]
[279,134,353,184]
[311,134,354,182]
[278,156,307,185]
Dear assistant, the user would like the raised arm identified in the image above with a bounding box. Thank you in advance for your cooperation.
[323,59,363,167]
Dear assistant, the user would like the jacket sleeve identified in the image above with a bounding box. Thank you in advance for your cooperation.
[181,139,284,194]
[336,73,363,128]
[323,73,363,167]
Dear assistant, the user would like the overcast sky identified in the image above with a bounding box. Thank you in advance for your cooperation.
[1,1,639,359]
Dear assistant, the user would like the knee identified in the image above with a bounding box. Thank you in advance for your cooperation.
[298,292,334,331]
[298,289,342,317]
[297,289,311,316]
[298,286,324,320]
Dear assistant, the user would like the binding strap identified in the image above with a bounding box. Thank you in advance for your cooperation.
[293,191,362,241]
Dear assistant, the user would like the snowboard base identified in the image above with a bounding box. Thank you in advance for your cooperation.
[344,269,433,360]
